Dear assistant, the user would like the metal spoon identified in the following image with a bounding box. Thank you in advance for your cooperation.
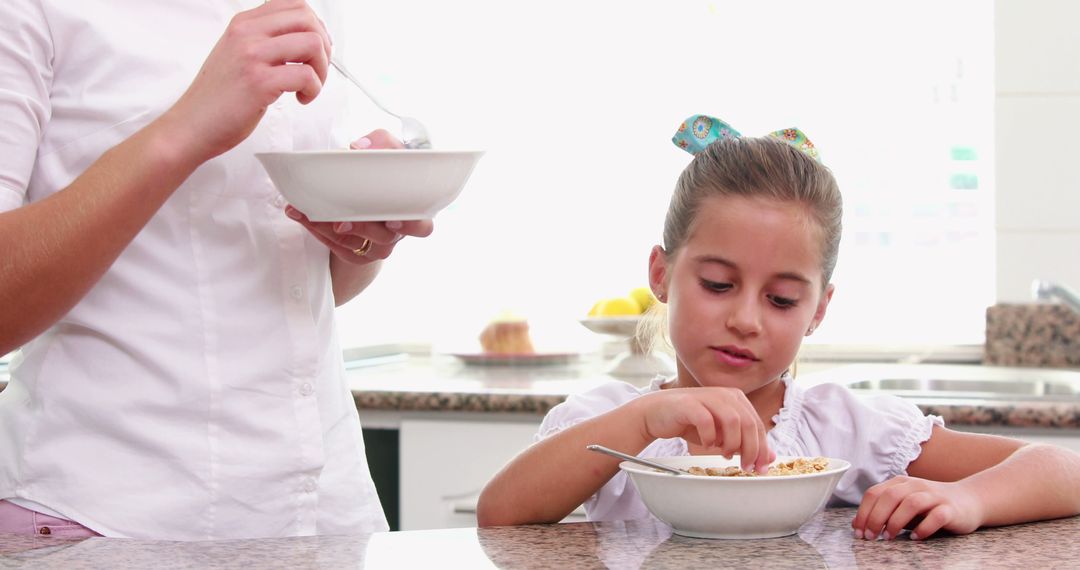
[586,444,690,476]
[329,57,433,150]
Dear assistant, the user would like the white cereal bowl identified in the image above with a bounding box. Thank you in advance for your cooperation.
[621,455,850,539]
[256,149,484,222]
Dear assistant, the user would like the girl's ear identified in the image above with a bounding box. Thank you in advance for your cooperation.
[648,245,669,303]
[806,283,835,336]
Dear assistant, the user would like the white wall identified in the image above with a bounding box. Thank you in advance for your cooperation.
[996,0,1080,301]
[333,0,997,349]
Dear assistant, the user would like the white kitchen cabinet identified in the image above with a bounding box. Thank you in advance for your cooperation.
[399,418,586,531]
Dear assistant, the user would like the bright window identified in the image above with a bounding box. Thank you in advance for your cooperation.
[333,0,994,351]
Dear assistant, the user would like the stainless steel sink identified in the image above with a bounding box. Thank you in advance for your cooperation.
[843,377,1080,401]
[802,363,1080,402]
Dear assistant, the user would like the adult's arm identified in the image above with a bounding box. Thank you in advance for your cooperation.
[0,0,332,354]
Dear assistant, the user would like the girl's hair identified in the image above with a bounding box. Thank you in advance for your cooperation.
[664,136,842,284]
[638,136,843,364]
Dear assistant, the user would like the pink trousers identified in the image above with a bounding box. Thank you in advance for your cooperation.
[0,500,101,538]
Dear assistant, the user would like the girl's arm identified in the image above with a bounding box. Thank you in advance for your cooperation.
[852,426,1080,540]
[476,396,655,527]
[476,387,773,527]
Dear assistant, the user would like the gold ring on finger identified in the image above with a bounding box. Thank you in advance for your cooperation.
[352,238,372,257]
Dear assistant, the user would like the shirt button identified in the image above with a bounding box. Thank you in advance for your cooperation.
[299,383,314,397]
[303,478,317,493]
[290,286,304,300]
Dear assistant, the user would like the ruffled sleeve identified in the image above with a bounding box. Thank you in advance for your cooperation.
[536,378,687,522]
[536,381,646,440]
[793,382,944,505]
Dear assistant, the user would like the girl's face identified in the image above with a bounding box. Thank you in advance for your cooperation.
[649,195,834,394]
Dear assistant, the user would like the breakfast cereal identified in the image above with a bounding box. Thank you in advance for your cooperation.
[688,457,830,477]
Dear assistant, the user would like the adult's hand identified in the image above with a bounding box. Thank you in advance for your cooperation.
[165,0,332,166]
[284,129,435,265]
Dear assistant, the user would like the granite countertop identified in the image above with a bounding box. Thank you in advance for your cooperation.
[3,353,1079,428]
[347,355,1080,429]
[346,354,619,415]
[3,508,1078,568]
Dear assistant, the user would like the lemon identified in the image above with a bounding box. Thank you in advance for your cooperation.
[598,296,642,316]
[628,286,657,313]
[587,300,604,316]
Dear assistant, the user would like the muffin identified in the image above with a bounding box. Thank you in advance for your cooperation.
[479,318,535,354]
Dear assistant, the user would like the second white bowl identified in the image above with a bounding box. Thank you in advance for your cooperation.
[621,455,850,539]
[256,149,484,222]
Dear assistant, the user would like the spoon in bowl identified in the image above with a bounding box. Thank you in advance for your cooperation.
[329,58,432,150]
[586,444,690,476]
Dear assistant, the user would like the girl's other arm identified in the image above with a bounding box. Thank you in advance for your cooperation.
[852,426,1080,540]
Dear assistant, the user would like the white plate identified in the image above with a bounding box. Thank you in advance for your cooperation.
[256,149,485,222]
[447,352,580,366]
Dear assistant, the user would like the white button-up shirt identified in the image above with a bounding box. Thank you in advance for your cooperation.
[0,0,388,539]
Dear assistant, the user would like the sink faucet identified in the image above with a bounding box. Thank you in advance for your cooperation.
[1032,279,1080,315]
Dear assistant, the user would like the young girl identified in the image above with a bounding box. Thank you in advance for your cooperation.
[477,115,1080,541]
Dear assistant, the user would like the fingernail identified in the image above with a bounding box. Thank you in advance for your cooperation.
[385,220,403,230]
[863,529,876,540]
[351,137,372,149]
[882,531,892,541]
[852,528,861,539]
[285,207,302,220]
[909,532,920,541]
[335,222,353,233]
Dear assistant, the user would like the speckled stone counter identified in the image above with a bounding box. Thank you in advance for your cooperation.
[347,354,620,416]
[985,303,1080,367]
[346,356,1080,429]
[3,508,1078,569]
[3,355,1079,429]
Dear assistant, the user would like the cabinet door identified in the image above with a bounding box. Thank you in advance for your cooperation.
[400,419,586,530]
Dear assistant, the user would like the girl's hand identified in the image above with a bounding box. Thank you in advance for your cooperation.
[634,387,774,473]
[165,0,332,165]
[285,130,434,263]
[852,476,984,541]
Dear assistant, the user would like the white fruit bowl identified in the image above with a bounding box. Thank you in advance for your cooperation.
[579,316,642,337]
[256,149,484,221]
[621,455,851,539]
[579,316,675,378]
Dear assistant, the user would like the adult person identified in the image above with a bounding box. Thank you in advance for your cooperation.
[0,0,429,539]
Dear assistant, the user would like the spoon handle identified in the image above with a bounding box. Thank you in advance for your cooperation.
[586,444,685,476]
[329,58,400,120]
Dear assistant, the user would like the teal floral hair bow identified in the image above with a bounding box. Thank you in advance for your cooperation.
[672,114,821,162]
